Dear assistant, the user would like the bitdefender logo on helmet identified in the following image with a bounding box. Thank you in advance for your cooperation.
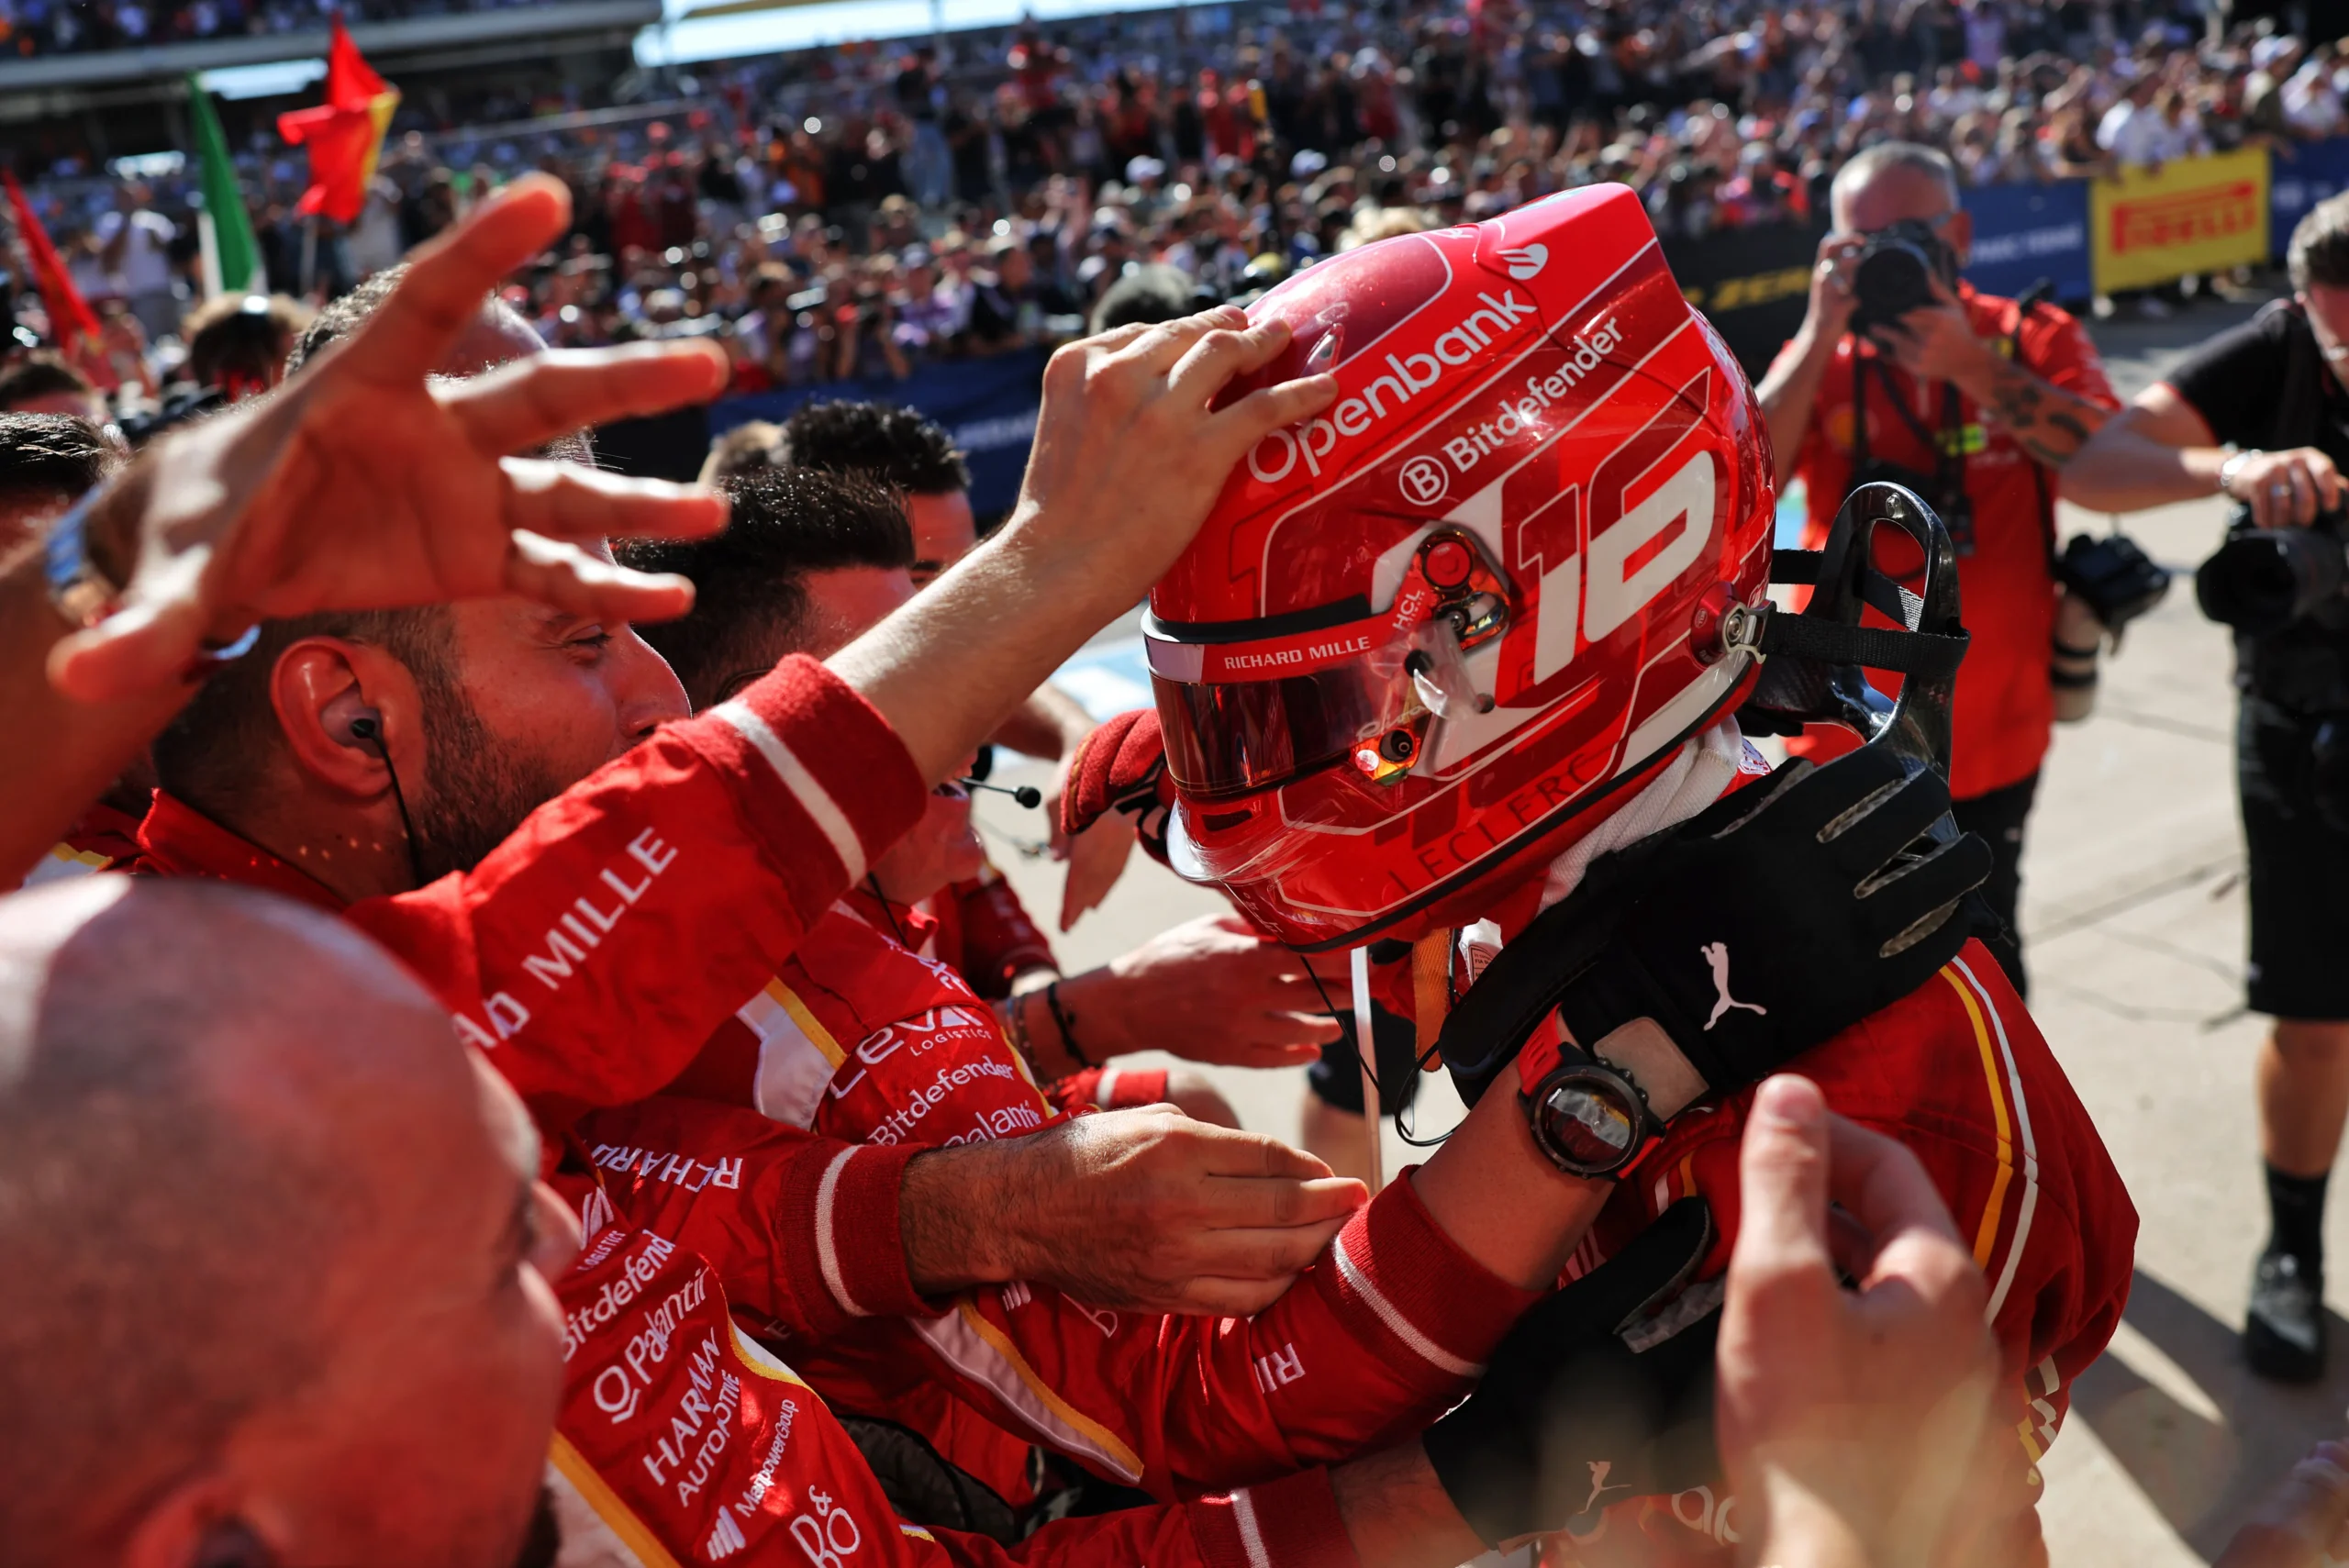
[1445,317,1625,475]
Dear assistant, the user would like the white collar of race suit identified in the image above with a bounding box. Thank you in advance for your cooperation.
[1531,718,1755,917]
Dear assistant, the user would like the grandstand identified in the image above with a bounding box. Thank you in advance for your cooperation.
[1,0,660,158]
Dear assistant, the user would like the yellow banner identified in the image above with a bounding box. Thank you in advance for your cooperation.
[2089,149,2270,294]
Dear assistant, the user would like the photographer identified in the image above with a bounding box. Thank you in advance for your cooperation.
[2065,193,2349,1385]
[1758,141,2121,999]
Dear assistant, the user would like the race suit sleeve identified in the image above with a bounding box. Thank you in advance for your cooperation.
[551,1221,1363,1568]
[894,1170,1539,1498]
[577,1093,1540,1501]
[343,656,927,1119]
[566,1103,940,1340]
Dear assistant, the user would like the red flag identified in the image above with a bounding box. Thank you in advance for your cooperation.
[2,170,101,352]
[276,17,399,225]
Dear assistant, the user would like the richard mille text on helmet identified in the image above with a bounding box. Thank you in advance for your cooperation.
[1147,183,1775,949]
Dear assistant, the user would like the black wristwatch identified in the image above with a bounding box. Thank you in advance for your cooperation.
[1519,1036,1663,1181]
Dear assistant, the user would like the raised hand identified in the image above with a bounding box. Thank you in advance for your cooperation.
[50,172,729,703]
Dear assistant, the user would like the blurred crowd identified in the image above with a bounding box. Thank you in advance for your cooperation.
[0,0,542,56]
[15,0,2349,405]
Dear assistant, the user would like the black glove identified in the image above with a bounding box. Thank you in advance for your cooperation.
[1422,1200,1720,1547]
[1442,743,1992,1110]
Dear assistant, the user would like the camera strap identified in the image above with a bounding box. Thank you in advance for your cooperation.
[1850,348,1971,549]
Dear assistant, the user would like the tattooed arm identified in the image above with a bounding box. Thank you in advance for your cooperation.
[1950,348,2116,467]
[1867,278,2114,469]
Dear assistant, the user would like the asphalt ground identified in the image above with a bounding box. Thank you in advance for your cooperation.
[970,286,2328,1564]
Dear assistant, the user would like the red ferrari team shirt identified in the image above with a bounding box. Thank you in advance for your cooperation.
[1773,286,2118,799]
[639,892,1540,1507]
[547,1199,1366,1568]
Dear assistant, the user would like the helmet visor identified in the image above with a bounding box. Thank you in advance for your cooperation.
[1154,662,1394,801]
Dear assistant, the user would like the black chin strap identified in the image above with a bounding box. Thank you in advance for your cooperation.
[1735,550,1969,682]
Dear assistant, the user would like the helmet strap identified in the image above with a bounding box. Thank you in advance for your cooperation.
[1409,929,1453,1076]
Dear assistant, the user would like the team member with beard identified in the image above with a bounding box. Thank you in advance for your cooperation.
[126,224,1372,1327]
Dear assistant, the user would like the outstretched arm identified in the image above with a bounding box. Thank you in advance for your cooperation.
[7,174,728,886]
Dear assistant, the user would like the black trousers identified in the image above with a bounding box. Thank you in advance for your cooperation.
[2238,697,2349,1018]
[1951,771,2040,1000]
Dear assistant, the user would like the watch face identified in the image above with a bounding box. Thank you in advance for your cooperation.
[1530,1069,1643,1175]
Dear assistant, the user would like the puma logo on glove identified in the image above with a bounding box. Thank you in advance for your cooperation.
[1700,942,1768,1030]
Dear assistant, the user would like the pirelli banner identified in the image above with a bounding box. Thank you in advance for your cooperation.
[2090,149,2270,294]
[1661,220,1828,380]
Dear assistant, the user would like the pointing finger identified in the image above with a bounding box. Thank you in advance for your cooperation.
[446,339,730,457]
[498,455,729,543]
[502,530,700,623]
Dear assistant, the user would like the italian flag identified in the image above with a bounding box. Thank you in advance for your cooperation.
[188,73,262,296]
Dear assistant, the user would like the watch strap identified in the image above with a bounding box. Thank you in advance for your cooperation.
[1586,1018,1708,1121]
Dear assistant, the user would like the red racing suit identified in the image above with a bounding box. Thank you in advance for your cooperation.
[115,657,1461,1568]
[629,898,1537,1506]
[1534,943,2132,1568]
[546,1194,1366,1568]
[126,657,924,1121]
[127,657,953,1342]
[1307,739,2130,1568]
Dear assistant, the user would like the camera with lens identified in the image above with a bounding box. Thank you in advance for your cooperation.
[2196,504,2349,637]
[1849,219,1961,336]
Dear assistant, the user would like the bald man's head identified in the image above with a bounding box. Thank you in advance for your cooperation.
[0,879,568,1566]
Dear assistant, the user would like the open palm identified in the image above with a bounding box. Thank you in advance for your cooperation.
[51,173,728,703]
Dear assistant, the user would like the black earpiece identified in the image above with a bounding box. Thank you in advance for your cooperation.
[340,709,427,889]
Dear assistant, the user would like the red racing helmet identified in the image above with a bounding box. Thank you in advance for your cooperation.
[1148,183,1776,950]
